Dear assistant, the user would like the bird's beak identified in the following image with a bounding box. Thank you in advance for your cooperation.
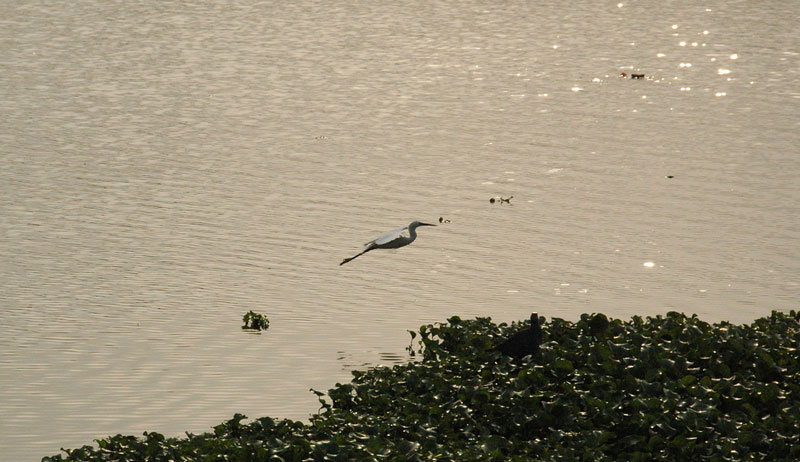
[419,222,436,227]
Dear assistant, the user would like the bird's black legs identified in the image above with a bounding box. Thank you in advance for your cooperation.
[340,247,375,265]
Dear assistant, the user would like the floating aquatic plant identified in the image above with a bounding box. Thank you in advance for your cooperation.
[241,310,269,331]
[44,310,800,462]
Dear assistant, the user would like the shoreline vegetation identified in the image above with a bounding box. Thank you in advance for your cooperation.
[44,311,799,461]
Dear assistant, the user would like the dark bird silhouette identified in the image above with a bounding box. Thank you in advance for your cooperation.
[494,312,543,359]
[587,313,610,338]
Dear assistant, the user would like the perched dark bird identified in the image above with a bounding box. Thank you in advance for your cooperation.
[494,312,543,359]
[588,313,610,338]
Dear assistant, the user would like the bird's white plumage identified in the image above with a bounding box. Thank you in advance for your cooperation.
[371,226,409,246]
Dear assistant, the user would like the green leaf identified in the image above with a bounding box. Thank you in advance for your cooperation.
[679,375,697,387]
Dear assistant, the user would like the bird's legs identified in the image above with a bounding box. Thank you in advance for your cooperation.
[339,245,376,265]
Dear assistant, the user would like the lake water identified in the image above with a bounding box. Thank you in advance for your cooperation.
[1,0,797,460]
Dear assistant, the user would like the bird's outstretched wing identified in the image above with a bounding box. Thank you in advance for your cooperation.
[367,226,409,246]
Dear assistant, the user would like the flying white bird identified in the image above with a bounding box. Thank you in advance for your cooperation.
[340,220,436,265]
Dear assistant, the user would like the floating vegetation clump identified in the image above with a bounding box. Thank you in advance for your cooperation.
[44,311,800,461]
[242,310,269,331]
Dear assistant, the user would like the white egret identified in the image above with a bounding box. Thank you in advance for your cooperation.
[340,220,436,266]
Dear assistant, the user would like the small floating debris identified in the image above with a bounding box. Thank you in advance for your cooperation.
[438,216,451,224]
[620,72,646,79]
[489,196,513,205]
[666,175,674,179]
[242,310,270,331]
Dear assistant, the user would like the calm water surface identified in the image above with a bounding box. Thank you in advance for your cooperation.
[1,0,798,460]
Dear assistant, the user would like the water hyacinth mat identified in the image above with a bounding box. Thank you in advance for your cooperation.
[44,311,800,462]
